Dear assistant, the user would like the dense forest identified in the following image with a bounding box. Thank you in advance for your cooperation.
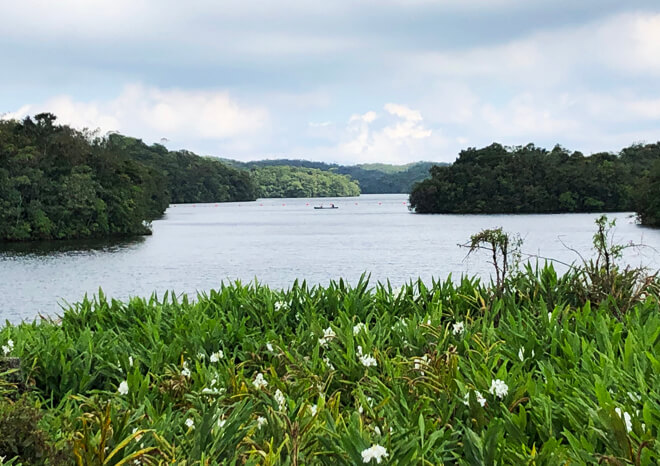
[0,114,256,241]
[224,158,437,194]
[634,157,660,227]
[104,134,258,204]
[409,142,660,226]
[251,166,360,198]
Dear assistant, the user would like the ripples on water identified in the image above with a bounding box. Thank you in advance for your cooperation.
[1,194,659,323]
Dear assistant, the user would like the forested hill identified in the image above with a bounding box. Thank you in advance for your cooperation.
[409,142,660,226]
[0,114,257,241]
[224,159,440,194]
[251,166,360,198]
[104,135,258,204]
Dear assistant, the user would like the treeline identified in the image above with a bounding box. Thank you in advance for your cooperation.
[104,135,258,204]
[227,158,437,194]
[409,142,660,226]
[251,166,360,198]
[0,114,256,241]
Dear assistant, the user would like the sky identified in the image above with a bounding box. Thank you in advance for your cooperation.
[1,0,660,164]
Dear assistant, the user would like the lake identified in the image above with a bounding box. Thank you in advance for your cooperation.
[2,193,659,323]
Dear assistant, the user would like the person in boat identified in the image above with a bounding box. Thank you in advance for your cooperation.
[330,203,335,208]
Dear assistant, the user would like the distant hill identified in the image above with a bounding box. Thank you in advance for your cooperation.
[220,158,445,194]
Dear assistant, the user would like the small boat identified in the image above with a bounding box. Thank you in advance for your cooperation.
[314,205,338,209]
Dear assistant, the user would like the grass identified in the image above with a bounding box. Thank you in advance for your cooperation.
[1,261,659,464]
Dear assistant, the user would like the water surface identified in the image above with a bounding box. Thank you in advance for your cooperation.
[2,194,659,323]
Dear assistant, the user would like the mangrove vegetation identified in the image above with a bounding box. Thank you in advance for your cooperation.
[409,142,660,226]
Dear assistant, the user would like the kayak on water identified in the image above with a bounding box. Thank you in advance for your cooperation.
[314,203,338,209]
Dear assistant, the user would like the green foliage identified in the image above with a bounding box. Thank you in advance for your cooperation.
[565,215,659,318]
[464,227,522,292]
[0,114,168,241]
[251,166,360,198]
[105,135,258,204]
[634,158,660,228]
[228,158,439,194]
[0,395,70,464]
[409,142,660,215]
[1,260,660,463]
[0,115,259,241]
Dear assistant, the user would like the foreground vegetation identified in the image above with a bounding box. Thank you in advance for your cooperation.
[1,221,659,464]
[409,142,660,226]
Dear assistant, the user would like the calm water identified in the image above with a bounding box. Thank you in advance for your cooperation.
[2,194,660,323]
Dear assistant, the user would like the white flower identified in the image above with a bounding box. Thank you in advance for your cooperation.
[414,355,429,375]
[627,392,642,403]
[489,379,509,399]
[274,389,286,411]
[210,350,223,363]
[2,339,13,356]
[353,323,366,335]
[319,327,336,347]
[210,378,217,386]
[117,381,129,396]
[185,418,195,429]
[132,427,143,441]
[309,404,318,416]
[217,418,226,428]
[253,372,268,389]
[256,416,268,429]
[274,301,284,312]
[548,312,553,322]
[452,322,465,335]
[426,319,431,325]
[359,353,377,368]
[463,391,486,407]
[358,405,364,414]
[374,426,381,436]
[323,357,334,370]
[128,356,134,367]
[361,444,389,463]
[615,407,633,433]
[197,352,206,360]
[181,360,191,377]
[266,342,274,352]
[518,347,535,361]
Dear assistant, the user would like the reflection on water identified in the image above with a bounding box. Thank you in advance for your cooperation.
[0,236,146,257]
[1,194,659,324]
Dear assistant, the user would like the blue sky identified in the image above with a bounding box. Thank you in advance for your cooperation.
[2,0,660,164]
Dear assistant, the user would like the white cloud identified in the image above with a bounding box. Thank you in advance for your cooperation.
[336,103,437,163]
[7,84,268,148]
[384,103,423,122]
[5,85,269,155]
[406,12,660,85]
[1,105,32,121]
[349,111,378,124]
